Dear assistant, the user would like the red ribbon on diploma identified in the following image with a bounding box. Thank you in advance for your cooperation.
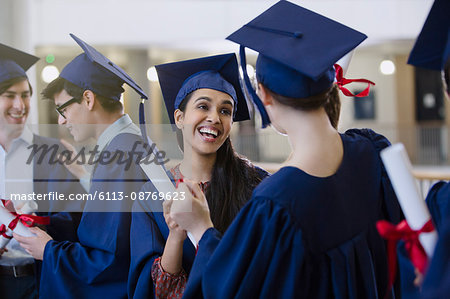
[1,199,50,235]
[8,213,50,231]
[0,224,12,239]
[376,219,434,288]
[334,64,375,97]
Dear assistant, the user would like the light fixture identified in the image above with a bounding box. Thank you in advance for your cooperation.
[379,60,396,75]
[147,66,158,82]
[41,65,59,83]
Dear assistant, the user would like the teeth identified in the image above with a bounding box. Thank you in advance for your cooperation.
[9,113,25,118]
[199,127,218,137]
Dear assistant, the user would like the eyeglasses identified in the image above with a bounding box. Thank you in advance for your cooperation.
[55,97,81,119]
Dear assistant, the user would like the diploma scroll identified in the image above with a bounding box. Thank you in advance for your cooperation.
[140,156,197,247]
[12,201,38,215]
[0,205,35,249]
[380,143,438,257]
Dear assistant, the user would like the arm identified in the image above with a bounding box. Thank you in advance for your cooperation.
[149,202,188,299]
[160,200,187,274]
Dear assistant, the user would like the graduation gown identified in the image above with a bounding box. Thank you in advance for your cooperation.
[421,182,450,299]
[128,164,269,298]
[183,129,403,299]
[31,135,85,290]
[33,134,84,242]
[39,133,153,298]
[127,181,198,299]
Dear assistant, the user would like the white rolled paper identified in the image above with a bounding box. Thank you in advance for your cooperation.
[380,143,438,258]
[335,50,354,77]
[14,201,38,215]
[0,205,35,249]
[140,147,197,246]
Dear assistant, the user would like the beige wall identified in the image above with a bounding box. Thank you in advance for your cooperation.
[395,54,417,160]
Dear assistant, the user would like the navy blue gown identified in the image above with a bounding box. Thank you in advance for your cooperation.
[33,134,84,242]
[128,191,197,299]
[422,182,450,299]
[39,133,154,298]
[128,166,269,299]
[183,129,403,299]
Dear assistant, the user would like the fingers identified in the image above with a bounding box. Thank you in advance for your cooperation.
[183,179,204,200]
[12,232,28,243]
[28,226,43,235]
[163,198,173,215]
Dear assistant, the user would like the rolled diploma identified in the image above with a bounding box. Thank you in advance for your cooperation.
[380,143,438,258]
[0,205,35,249]
[140,156,197,247]
[15,201,38,215]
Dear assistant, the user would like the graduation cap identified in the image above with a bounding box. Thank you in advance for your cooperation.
[155,53,250,125]
[408,0,450,70]
[60,34,149,138]
[226,0,369,127]
[0,43,39,83]
[60,34,148,101]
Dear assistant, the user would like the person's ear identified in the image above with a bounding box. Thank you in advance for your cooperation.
[174,109,184,129]
[258,83,273,106]
[82,90,96,111]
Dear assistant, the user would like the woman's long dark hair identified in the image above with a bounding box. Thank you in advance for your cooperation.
[177,93,266,234]
[265,84,341,129]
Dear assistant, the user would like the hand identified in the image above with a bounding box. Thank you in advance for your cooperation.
[59,139,89,180]
[163,199,187,242]
[13,227,53,260]
[170,179,213,242]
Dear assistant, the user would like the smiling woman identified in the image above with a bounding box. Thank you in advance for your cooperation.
[175,88,233,155]
[129,53,269,299]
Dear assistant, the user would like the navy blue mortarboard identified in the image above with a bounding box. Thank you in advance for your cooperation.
[60,34,148,101]
[226,0,369,127]
[155,53,250,125]
[0,43,39,83]
[408,0,450,70]
[60,34,149,138]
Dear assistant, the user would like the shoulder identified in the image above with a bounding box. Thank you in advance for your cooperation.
[426,181,450,229]
[254,165,271,180]
[107,133,146,152]
[33,134,61,146]
[343,128,391,153]
[251,167,303,211]
[32,134,64,152]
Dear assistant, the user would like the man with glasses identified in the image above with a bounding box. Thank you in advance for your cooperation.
[14,34,155,298]
[0,43,83,299]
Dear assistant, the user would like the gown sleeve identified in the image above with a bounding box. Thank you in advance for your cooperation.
[128,195,166,299]
[346,129,412,298]
[426,181,450,231]
[39,135,150,298]
[183,197,305,299]
[128,182,196,299]
[422,214,450,299]
[345,128,402,223]
[151,257,187,298]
